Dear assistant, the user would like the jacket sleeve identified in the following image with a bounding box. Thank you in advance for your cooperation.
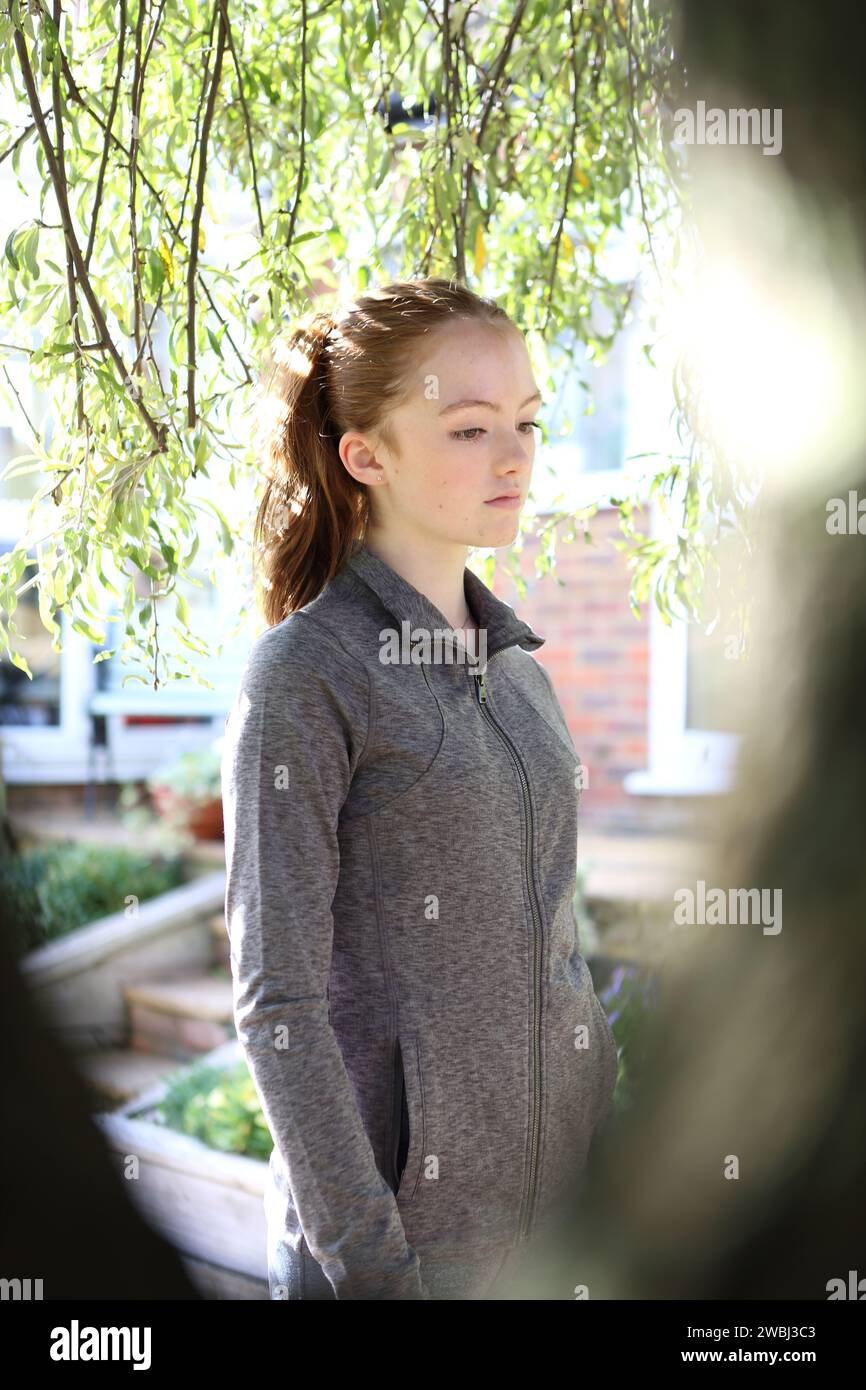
[220,614,430,1300]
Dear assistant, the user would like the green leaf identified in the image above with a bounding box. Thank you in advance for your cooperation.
[37,582,61,639]
[4,226,21,270]
[8,648,33,678]
[71,614,106,643]
[172,625,210,656]
[21,224,39,279]
[194,429,208,470]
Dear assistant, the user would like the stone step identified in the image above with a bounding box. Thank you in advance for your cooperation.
[124,972,235,1059]
[74,1047,183,1109]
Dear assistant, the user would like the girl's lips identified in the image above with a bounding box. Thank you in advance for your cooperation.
[485,495,522,509]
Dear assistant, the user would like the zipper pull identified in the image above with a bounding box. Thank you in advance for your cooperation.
[475,671,488,704]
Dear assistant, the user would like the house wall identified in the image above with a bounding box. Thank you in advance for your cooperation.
[494,510,709,835]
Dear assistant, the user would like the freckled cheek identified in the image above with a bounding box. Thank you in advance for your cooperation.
[424,472,470,502]
[439,466,477,496]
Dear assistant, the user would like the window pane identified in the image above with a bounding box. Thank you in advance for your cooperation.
[685,620,738,733]
[0,577,61,726]
[545,324,630,475]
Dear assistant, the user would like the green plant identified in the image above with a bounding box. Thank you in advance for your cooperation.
[0,842,52,958]
[0,841,187,958]
[152,1056,271,1162]
[572,860,601,957]
[598,962,659,1112]
[146,743,223,804]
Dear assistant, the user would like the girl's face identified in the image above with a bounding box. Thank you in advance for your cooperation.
[341,319,542,550]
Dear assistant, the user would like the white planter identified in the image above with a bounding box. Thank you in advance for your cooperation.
[94,1039,269,1285]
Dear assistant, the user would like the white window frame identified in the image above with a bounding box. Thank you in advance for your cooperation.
[624,494,741,796]
[0,611,95,784]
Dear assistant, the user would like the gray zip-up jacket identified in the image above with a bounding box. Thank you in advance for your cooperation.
[221,539,618,1300]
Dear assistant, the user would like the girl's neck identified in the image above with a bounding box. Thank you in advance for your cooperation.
[361,531,474,635]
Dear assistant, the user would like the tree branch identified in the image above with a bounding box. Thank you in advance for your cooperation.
[283,0,308,253]
[187,0,228,428]
[11,13,168,451]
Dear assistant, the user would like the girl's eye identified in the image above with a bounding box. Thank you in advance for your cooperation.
[450,422,542,442]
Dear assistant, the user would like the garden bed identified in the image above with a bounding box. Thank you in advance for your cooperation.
[17,855,227,1052]
[94,1039,269,1287]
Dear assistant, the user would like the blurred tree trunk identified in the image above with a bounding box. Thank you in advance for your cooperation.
[671,0,866,225]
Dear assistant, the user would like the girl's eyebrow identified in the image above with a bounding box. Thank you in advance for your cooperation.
[438,390,543,417]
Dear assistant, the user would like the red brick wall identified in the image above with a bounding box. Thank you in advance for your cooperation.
[492,507,653,832]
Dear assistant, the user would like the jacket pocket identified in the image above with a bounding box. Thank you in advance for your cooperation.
[391,1033,425,1203]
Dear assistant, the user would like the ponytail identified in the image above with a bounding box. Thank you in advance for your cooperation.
[252,311,366,622]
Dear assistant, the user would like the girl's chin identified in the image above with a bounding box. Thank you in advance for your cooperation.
[466,515,522,548]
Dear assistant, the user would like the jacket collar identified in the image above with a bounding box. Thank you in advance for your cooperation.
[343,540,545,659]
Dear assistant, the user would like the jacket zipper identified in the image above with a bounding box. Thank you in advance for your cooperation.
[473,656,543,1244]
